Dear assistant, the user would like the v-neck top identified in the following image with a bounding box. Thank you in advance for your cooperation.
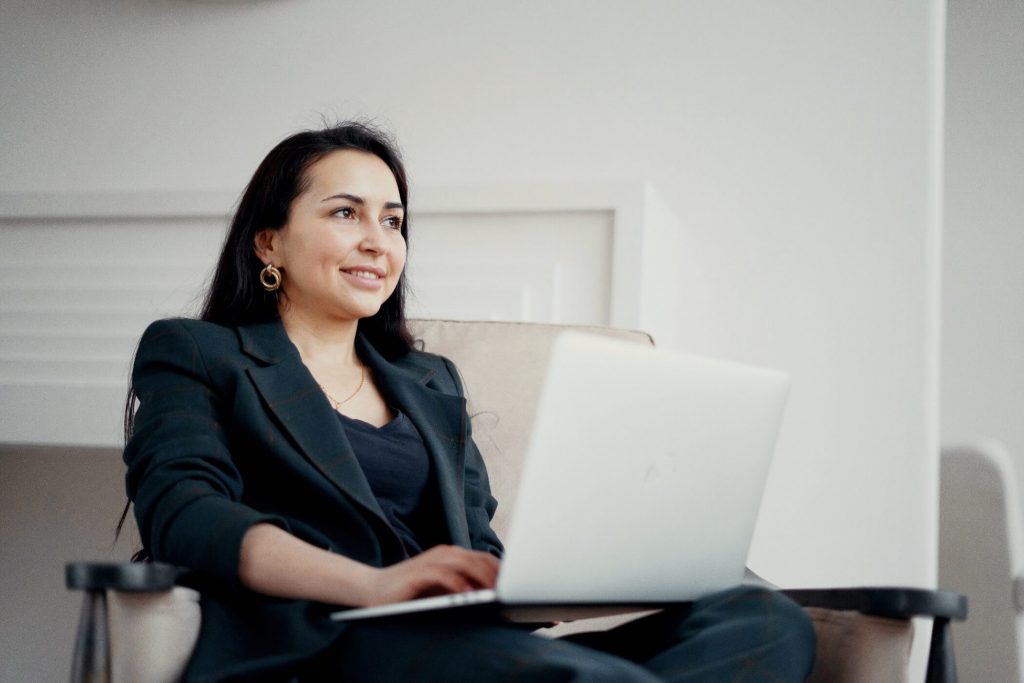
[336,410,442,556]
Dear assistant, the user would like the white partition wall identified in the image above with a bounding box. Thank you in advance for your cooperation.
[409,184,679,342]
[0,184,678,446]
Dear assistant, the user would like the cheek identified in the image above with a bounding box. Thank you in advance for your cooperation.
[392,240,408,270]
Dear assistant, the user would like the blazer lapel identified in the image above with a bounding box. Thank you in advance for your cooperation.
[238,321,390,528]
[357,336,473,548]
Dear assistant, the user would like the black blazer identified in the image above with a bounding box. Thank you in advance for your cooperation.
[124,318,503,682]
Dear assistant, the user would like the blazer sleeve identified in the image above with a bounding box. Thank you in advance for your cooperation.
[124,319,289,584]
[439,356,504,557]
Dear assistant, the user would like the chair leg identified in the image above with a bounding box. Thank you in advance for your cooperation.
[925,617,956,683]
[69,590,109,683]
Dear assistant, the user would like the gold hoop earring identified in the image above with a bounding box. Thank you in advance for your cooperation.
[260,264,282,292]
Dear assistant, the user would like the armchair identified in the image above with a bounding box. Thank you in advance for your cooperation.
[68,319,966,682]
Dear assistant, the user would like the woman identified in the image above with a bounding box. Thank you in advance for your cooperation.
[124,122,816,682]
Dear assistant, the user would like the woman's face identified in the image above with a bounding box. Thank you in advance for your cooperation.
[257,149,407,324]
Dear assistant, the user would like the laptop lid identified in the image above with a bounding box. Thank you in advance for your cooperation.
[495,331,790,604]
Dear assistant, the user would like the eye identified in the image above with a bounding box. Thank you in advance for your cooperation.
[382,215,404,230]
[332,206,356,219]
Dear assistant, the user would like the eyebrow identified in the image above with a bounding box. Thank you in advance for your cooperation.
[321,193,404,211]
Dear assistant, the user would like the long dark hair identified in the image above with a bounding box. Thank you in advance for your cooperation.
[118,122,415,548]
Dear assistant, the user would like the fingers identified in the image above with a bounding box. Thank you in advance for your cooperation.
[425,545,500,591]
[368,546,502,605]
[403,546,499,598]
[413,567,475,597]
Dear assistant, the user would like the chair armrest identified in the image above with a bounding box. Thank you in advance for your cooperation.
[66,562,195,683]
[783,588,967,683]
[782,587,967,621]
[66,562,187,593]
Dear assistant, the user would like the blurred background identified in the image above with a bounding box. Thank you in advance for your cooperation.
[0,0,1020,680]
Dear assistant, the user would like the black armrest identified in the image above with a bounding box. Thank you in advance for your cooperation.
[782,587,967,621]
[66,562,186,593]
[783,587,968,683]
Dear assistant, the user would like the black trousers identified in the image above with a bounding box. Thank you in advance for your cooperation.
[303,587,817,682]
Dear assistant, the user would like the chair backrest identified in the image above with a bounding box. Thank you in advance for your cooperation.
[939,440,1024,682]
[408,319,654,540]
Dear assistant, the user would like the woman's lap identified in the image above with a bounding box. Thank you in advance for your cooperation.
[303,587,816,683]
[306,618,659,682]
[566,586,817,681]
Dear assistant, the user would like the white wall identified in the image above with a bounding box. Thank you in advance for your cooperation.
[943,0,1024,510]
[1,0,945,679]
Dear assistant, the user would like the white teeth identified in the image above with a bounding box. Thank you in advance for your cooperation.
[346,270,381,280]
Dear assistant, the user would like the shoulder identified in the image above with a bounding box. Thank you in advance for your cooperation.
[139,317,236,347]
[137,317,238,356]
[134,318,243,378]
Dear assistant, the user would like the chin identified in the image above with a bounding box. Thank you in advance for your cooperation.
[345,303,385,321]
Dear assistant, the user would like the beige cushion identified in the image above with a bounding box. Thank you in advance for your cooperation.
[803,608,913,683]
[108,586,201,683]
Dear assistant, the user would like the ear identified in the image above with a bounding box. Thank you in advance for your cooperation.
[253,229,278,265]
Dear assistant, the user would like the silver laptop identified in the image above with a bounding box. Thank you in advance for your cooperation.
[332,331,790,623]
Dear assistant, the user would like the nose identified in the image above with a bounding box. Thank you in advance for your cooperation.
[359,223,387,254]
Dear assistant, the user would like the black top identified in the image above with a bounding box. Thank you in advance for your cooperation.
[337,410,445,556]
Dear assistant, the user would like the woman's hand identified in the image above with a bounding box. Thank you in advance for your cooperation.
[360,545,501,606]
[239,525,500,608]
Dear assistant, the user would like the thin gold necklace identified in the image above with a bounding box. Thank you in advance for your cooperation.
[319,366,366,410]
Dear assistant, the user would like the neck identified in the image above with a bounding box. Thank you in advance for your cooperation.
[278,307,362,368]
